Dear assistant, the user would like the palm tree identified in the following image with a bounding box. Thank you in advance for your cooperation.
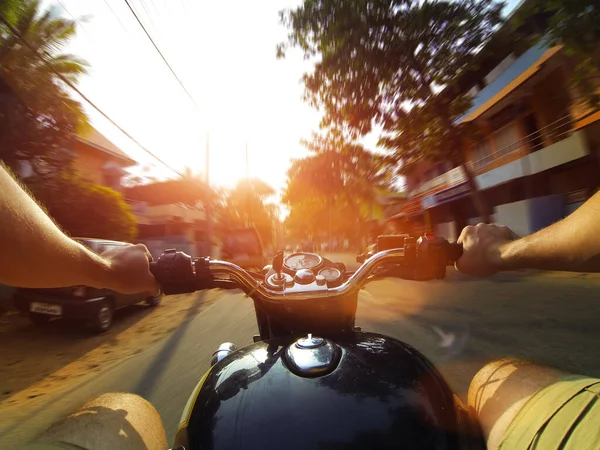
[0,0,88,177]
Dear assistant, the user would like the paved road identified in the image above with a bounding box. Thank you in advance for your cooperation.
[2,267,600,448]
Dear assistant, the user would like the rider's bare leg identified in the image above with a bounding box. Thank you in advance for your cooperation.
[35,393,167,450]
[468,358,566,449]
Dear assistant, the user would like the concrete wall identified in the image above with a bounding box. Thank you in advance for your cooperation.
[494,200,532,236]
[146,204,207,222]
[74,142,110,185]
[434,222,458,242]
[467,214,498,226]
[73,142,130,189]
[494,195,564,237]
[530,195,563,231]
[528,132,589,173]
[565,201,585,217]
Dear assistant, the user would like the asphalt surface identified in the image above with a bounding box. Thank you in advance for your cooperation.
[2,261,600,448]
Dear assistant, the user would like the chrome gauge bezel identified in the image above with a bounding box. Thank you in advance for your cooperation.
[283,252,323,271]
[318,267,342,282]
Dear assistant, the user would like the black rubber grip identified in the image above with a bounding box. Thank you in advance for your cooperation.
[447,243,463,264]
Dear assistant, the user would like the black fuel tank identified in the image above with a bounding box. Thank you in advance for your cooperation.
[182,332,479,449]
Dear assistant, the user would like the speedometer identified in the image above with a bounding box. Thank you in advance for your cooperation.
[284,253,322,270]
[318,267,341,282]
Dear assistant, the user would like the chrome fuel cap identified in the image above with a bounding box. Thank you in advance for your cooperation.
[296,333,325,348]
[284,334,341,377]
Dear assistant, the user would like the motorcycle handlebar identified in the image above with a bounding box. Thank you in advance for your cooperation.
[150,238,464,298]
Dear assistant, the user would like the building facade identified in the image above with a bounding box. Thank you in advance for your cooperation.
[17,126,136,191]
[124,179,211,258]
[74,127,136,191]
[392,41,600,241]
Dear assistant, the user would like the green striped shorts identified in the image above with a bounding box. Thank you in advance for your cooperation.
[500,375,600,449]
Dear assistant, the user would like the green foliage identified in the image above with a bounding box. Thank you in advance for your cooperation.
[279,0,504,137]
[283,132,395,240]
[0,0,88,177]
[279,0,503,220]
[214,178,278,246]
[515,0,600,107]
[30,170,138,242]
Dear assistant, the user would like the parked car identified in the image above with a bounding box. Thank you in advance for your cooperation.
[220,227,267,271]
[14,238,163,333]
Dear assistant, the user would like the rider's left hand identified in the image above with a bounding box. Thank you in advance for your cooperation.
[96,244,160,296]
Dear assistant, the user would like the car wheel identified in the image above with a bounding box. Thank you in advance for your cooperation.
[90,300,113,334]
[29,313,52,326]
[146,292,162,307]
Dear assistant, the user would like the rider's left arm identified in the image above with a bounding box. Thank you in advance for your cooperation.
[0,164,158,294]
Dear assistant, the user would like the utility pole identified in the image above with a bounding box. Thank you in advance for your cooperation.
[245,142,249,179]
[205,132,212,257]
[245,142,250,227]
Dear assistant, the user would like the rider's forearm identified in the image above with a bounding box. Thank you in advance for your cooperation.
[0,165,112,289]
[498,191,600,272]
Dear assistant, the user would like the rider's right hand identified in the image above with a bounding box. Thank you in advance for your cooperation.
[455,223,517,276]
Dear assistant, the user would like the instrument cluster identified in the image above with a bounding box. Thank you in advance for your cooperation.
[266,252,344,290]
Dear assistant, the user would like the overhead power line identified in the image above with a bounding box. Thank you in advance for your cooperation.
[101,0,133,38]
[0,14,210,195]
[123,0,203,115]
[56,0,93,42]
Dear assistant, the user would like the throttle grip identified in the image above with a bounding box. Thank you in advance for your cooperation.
[446,243,463,264]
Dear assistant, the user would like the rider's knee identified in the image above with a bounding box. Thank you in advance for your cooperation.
[468,358,565,412]
[38,392,167,450]
[468,358,566,446]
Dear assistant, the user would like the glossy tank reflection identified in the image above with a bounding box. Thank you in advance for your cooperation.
[178,332,478,450]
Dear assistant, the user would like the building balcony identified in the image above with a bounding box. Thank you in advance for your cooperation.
[410,119,590,208]
[475,118,588,191]
[128,202,207,225]
[410,166,467,198]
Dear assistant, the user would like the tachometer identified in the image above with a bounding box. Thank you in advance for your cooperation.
[284,253,322,270]
[318,267,342,282]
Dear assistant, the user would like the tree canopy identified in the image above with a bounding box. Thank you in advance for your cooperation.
[279,0,505,221]
[516,0,600,107]
[215,178,278,247]
[29,170,138,242]
[278,0,503,137]
[0,0,88,179]
[283,132,395,243]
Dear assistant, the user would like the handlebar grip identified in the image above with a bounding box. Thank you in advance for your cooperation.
[446,243,463,264]
[149,250,208,294]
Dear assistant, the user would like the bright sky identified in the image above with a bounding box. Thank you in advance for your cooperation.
[44,0,320,195]
[45,0,522,196]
